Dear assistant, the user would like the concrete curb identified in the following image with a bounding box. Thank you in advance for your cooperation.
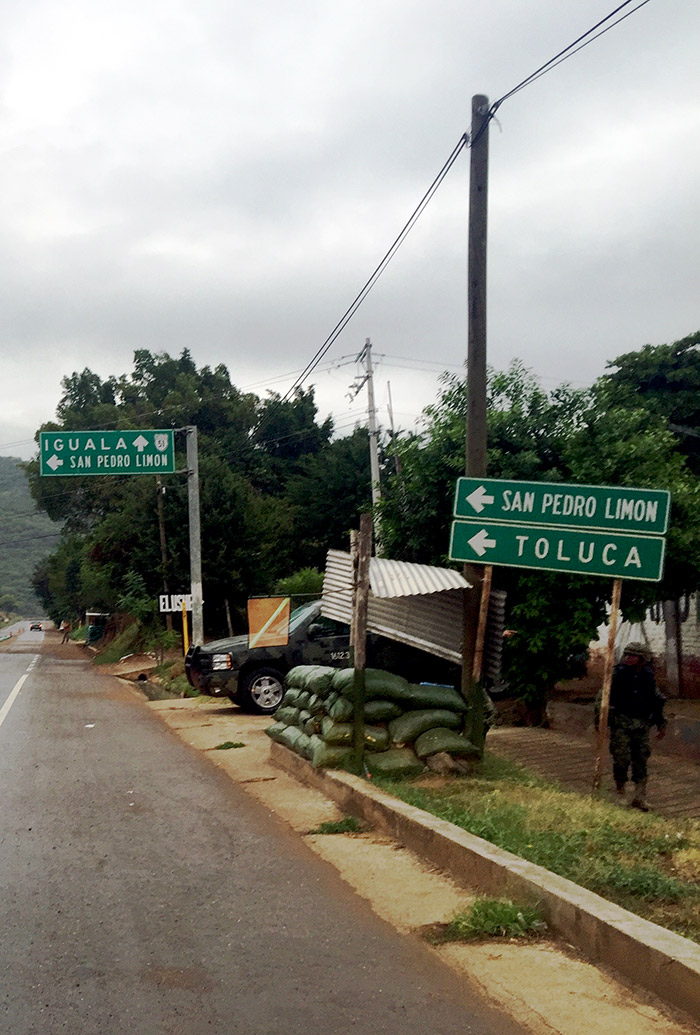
[271,741,700,1020]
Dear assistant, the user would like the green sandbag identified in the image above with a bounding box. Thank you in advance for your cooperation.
[307,694,326,716]
[265,721,288,743]
[286,665,318,689]
[273,706,300,726]
[327,698,401,722]
[389,709,462,745]
[282,688,301,707]
[414,727,480,759]
[364,725,389,752]
[307,734,324,758]
[295,732,313,760]
[297,709,312,727]
[311,742,354,770]
[305,666,337,696]
[303,715,323,737]
[332,668,410,701]
[277,725,305,752]
[366,748,425,778]
[328,697,354,722]
[321,717,353,745]
[365,699,403,722]
[325,691,340,710]
[401,684,467,712]
[295,691,311,710]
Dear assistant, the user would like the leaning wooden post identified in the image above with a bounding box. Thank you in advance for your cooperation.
[593,578,622,793]
[472,565,493,683]
[352,514,372,773]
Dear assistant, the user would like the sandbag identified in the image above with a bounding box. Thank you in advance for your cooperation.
[401,684,467,712]
[286,665,319,689]
[305,666,337,696]
[294,732,313,760]
[302,715,323,737]
[264,721,288,743]
[306,694,326,716]
[277,725,306,752]
[282,688,302,707]
[327,698,402,723]
[364,699,403,722]
[414,728,480,759]
[311,742,354,770]
[321,717,353,745]
[295,691,312,710]
[328,697,354,722]
[364,725,389,752]
[389,709,462,745]
[273,706,300,726]
[332,668,410,702]
[366,748,425,778]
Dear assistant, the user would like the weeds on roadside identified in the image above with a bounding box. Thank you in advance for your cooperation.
[308,817,365,835]
[214,741,245,750]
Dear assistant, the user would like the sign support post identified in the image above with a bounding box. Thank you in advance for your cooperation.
[186,426,204,647]
[593,578,622,793]
[352,514,372,773]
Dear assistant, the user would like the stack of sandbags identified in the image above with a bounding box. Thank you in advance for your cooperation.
[266,666,480,776]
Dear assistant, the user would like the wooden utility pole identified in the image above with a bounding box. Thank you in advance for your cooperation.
[462,94,490,753]
[352,514,372,771]
[186,426,204,646]
[593,578,622,792]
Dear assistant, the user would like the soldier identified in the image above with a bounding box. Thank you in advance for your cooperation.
[598,641,666,811]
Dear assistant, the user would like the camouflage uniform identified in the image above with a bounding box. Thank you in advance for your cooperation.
[602,642,665,810]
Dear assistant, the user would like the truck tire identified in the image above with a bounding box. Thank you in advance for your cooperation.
[238,666,285,715]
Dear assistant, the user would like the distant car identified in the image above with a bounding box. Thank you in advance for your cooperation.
[185,600,460,715]
[29,621,42,631]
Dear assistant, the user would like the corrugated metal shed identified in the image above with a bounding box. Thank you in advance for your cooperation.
[321,550,471,665]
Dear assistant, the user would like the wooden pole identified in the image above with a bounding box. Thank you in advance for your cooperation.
[593,578,622,793]
[472,565,493,683]
[462,94,490,755]
[352,514,372,772]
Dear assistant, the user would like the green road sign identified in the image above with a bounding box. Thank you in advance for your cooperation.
[453,478,670,535]
[40,430,175,476]
[449,519,666,582]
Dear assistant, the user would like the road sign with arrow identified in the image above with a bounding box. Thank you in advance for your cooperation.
[40,430,175,477]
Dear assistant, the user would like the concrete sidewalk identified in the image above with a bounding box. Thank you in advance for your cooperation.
[487,725,700,819]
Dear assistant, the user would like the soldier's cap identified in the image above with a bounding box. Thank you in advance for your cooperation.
[622,641,652,661]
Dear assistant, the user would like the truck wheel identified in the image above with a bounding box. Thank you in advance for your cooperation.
[239,667,285,715]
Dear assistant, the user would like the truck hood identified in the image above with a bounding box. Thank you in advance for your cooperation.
[198,634,249,654]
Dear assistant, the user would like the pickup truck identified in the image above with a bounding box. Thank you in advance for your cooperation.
[184,601,353,714]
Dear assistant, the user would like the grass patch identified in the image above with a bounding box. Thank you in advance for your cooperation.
[431,899,546,942]
[309,817,365,835]
[375,752,700,942]
[214,741,245,750]
[93,624,141,664]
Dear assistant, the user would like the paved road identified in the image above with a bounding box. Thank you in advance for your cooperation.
[0,632,521,1035]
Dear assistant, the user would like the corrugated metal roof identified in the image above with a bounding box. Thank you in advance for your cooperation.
[321,550,471,664]
[368,555,469,598]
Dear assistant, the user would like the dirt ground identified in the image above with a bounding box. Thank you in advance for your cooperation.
[142,693,699,1035]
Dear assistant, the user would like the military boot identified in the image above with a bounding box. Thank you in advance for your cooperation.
[630,780,649,811]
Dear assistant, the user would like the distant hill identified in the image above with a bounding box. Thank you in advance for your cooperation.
[0,456,61,615]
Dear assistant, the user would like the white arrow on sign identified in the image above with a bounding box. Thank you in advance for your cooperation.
[47,455,63,471]
[468,528,497,557]
[133,434,149,452]
[466,485,495,513]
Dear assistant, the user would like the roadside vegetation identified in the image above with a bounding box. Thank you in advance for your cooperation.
[23,331,700,720]
[376,753,700,942]
[426,898,546,943]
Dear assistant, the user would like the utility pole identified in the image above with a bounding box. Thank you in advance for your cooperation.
[462,94,490,753]
[348,339,383,554]
[186,426,204,645]
[155,475,172,632]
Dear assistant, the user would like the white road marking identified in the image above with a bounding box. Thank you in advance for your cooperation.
[0,656,38,731]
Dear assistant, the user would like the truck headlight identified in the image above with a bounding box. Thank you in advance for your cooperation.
[211,654,232,671]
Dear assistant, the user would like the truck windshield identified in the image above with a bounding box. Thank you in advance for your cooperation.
[288,601,320,633]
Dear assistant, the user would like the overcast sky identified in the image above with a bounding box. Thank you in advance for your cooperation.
[1,0,698,460]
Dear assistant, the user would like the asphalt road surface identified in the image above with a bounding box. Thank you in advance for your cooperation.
[0,632,523,1035]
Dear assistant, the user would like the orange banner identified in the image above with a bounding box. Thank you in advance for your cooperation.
[247,596,291,648]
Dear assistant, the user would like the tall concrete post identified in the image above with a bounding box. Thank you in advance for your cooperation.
[186,426,204,645]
